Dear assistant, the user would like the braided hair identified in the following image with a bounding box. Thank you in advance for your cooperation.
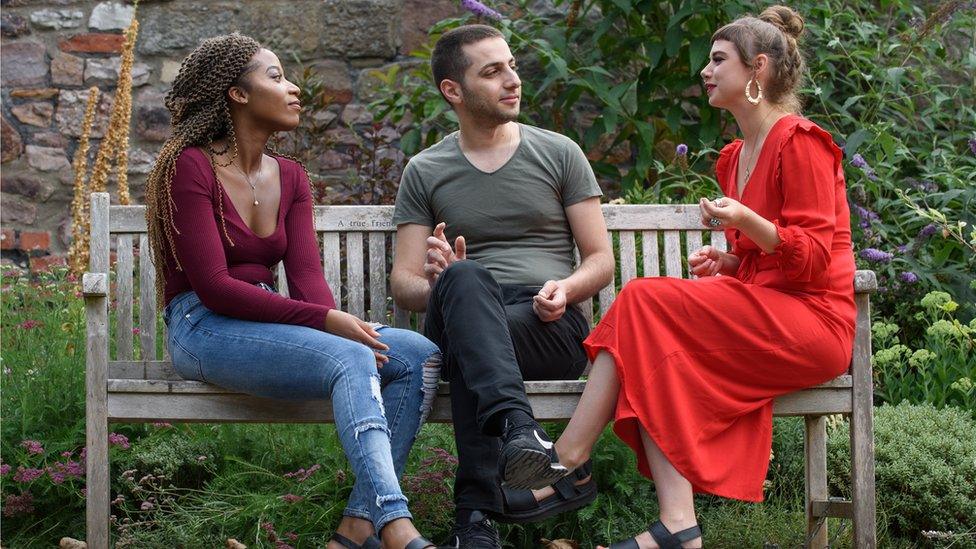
[712,5,807,112]
[144,33,261,305]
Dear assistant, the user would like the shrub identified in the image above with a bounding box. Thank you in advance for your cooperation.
[827,402,976,544]
[872,291,976,411]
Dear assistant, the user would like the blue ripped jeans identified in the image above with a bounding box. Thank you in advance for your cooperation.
[163,291,441,532]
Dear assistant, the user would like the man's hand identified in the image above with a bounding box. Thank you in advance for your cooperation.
[533,280,568,322]
[324,309,389,365]
[424,222,467,287]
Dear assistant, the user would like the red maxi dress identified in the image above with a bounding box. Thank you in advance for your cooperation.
[584,115,857,501]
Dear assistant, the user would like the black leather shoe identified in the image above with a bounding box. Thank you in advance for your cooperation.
[498,418,569,490]
[442,515,501,549]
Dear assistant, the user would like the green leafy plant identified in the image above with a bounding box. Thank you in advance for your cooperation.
[872,291,976,411]
[828,402,976,545]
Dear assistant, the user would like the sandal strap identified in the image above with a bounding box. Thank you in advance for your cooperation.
[403,536,435,549]
[552,459,594,500]
[607,538,640,549]
[330,533,362,549]
[648,520,702,549]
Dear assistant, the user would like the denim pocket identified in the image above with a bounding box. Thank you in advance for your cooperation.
[179,298,213,328]
[170,337,205,382]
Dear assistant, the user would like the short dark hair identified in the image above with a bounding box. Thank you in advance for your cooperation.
[431,24,503,99]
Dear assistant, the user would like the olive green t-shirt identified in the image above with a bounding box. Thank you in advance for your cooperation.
[393,123,602,286]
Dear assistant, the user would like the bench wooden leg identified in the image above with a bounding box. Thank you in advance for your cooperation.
[85,275,110,549]
[851,292,877,548]
[850,387,877,548]
[804,415,829,549]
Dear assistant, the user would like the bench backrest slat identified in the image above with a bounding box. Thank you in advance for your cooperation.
[642,230,660,277]
[345,232,366,319]
[138,234,157,360]
[115,234,134,361]
[618,231,637,284]
[369,233,388,324]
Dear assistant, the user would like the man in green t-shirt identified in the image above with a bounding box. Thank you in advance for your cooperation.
[391,24,613,547]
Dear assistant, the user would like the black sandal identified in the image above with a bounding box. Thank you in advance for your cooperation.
[329,533,381,549]
[492,459,597,524]
[608,520,702,549]
[404,536,438,549]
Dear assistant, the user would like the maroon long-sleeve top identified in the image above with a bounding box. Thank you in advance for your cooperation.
[163,147,336,330]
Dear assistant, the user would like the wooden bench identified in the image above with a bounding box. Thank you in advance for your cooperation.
[83,191,877,548]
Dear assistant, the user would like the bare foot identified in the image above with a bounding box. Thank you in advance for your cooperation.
[327,516,374,549]
[530,474,592,503]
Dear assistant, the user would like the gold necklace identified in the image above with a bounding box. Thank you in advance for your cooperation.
[742,109,780,181]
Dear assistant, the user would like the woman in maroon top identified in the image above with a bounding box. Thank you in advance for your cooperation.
[144,33,439,549]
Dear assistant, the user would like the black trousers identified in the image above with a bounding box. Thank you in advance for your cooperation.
[423,260,590,513]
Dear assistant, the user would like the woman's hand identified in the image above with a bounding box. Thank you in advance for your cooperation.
[699,197,749,229]
[324,309,389,365]
[688,245,740,277]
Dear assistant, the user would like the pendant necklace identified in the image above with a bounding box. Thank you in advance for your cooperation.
[236,161,260,206]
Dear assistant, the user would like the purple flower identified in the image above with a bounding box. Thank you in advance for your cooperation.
[140,501,154,511]
[284,463,321,482]
[0,464,10,476]
[898,271,919,284]
[906,178,938,193]
[859,248,894,263]
[850,154,868,169]
[3,492,35,517]
[896,244,910,254]
[20,440,43,455]
[461,0,502,20]
[108,433,130,450]
[13,467,45,483]
[918,223,938,239]
[969,137,976,155]
[676,143,688,156]
[280,494,304,504]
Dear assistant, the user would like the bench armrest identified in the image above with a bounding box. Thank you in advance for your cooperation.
[83,272,108,297]
[853,270,877,294]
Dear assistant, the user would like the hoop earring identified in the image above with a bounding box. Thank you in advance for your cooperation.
[745,77,763,105]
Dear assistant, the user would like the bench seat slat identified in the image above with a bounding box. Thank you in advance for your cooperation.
[106,378,852,422]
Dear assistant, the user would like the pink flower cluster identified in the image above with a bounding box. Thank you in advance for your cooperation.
[19,319,42,330]
[3,492,35,517]
[13,467,45,483]
[261,522,298,549]
[108,433,130,449]
[20,439,44,455]
[283,463,320,482]
[280,493,304,504]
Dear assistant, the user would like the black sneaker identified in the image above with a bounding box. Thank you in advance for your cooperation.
[442,515,501,549]
[498,418,569,490]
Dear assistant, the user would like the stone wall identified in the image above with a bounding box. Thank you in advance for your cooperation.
[1,0,460,269]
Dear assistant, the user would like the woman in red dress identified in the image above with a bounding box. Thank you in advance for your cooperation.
[505,6,857,548]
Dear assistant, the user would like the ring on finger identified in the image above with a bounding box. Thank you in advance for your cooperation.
[708,217,722,227]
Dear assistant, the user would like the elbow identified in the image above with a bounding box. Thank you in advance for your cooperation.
[597,251,615,287]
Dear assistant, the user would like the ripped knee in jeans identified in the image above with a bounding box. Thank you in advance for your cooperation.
[418,352,442,433]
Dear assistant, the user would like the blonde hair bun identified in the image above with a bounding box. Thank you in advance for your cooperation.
[760,5,805,40]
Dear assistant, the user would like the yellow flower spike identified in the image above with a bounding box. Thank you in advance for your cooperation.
[68,87,100,276]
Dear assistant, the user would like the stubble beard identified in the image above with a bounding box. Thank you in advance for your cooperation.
[462,84,519,126]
